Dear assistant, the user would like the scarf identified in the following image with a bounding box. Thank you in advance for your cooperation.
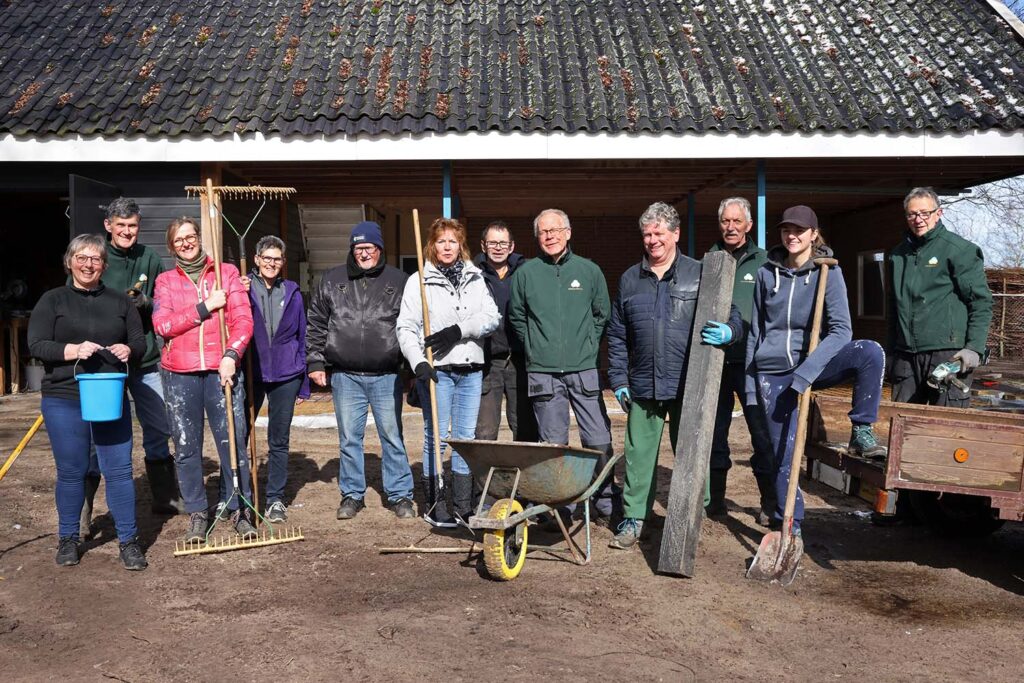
[438,259,464,290]
[176,250,208,284]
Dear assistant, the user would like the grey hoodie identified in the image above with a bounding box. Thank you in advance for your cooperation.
[744,244,852,405]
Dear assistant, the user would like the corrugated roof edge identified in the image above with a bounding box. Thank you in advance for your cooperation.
[987,0,1024,42]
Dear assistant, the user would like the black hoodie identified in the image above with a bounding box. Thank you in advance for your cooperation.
[473,252,527,358]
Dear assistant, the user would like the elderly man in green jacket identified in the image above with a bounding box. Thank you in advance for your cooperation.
[887,187,993,407]
[509,208,617,518]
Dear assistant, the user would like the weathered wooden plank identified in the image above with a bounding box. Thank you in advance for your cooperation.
[899,462,1022,491]
[899,434,1023,472]
[657,251,735,577]
[902,421,1024,447]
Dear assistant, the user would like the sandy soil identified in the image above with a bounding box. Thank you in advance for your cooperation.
[0,391,1021,682]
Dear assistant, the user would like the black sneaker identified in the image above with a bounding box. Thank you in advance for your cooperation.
[264,501,288,524]
[118,538,148,571]
[390,497,415,519]
[231,509,258,540]
[336,496,365,520]
[55,536,80,566]
[184,511,209,543]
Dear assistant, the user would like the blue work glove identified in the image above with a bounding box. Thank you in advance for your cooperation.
[700,321,733,346]
[614,387,631,413]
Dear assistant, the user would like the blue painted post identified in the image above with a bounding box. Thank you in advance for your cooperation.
[442,160,453,219]
[756,159,766,248]
[687,191,696,257]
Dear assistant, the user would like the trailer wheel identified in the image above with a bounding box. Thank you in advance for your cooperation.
[907,491,1005,537]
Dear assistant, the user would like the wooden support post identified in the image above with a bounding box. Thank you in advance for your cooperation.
[657,251,736,577]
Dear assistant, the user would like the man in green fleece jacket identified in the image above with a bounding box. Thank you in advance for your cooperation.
[82,198,183,534]
[887,187,993,408]
[509,208,617,517]
[705,197,775,524]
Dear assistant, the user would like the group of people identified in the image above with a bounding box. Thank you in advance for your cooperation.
[27,186,991,569]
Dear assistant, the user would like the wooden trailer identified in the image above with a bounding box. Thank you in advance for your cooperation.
[806,395,1024,536]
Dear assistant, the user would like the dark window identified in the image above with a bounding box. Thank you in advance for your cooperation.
[857,250,886,319]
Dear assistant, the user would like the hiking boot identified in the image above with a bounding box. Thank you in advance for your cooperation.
[185,511,209,543]
[705,469,728,517]
[336,496,365,520]
[213,501,229,521]
[118,538,148,571]
[390,497,416,519]
[144,459,185,516]
[849,425,888,459]
[232,509,258,539]
[755,473,778,527]
[609,518,643,550]
[264,501,288,524]
[81,474,100,540]
[55,536,80,566]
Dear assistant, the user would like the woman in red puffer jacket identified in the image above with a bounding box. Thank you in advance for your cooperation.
[152,216,255,543]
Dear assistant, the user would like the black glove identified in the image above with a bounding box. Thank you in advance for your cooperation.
[424,325,461,356]
[414,362,438,383]
[127,289,150,311]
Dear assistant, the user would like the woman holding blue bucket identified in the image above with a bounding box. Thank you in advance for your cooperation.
[28,234,148,570]
[153,217,255,543]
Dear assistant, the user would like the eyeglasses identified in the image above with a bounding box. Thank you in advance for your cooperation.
[73,254,103,266]
[538,228,567,238]
[484,241,511,250]
[172,233,199,247]
[905,208,940,221]
[259,255,284,264]
[353,246,378,255]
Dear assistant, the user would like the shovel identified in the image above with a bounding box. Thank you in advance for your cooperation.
[747,257,836,586]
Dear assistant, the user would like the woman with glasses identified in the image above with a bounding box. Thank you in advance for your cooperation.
[28,234,148,569]
[397,218,499,525]
[241,236,309,523]
[152,217,255,542]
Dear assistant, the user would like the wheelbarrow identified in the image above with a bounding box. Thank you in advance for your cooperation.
[448,439,621,581]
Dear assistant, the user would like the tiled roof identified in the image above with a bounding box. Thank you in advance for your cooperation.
[1,1,1023,138]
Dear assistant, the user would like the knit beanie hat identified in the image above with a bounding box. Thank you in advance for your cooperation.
[350,221,385,250]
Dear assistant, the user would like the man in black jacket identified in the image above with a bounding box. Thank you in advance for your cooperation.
[306,221,415,521]
[473,221,537,442]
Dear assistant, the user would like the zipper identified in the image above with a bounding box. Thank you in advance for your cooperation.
[785,273,796,367]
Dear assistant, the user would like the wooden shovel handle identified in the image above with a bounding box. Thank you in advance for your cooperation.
[412,210,445,485]
[781,262,832,526]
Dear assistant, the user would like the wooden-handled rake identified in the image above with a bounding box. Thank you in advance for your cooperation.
[174,180,303,557]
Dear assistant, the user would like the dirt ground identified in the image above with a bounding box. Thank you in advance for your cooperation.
[0,390,1022,682]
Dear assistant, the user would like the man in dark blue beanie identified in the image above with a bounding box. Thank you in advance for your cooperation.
[307,220,416,521]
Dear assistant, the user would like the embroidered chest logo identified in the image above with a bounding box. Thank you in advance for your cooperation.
[926,256,939,267]
[384,285,395,296]
[743,273,754,282]
[338,283,348,293]
[568,279,583,291]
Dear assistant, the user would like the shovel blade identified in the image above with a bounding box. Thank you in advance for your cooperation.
[746,531,804,585]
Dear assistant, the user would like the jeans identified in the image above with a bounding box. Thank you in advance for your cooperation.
[252,373,303,505]
[417,369,482,477]
[757,340,884,527]
[41,396,137,542]
[710,362,774,475]
[476,354,537,442]
[332,372,414,502]
[85,364,173,477]
[163,370,251,514]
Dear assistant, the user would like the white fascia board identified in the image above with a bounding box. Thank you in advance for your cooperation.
[0,129,1022,162]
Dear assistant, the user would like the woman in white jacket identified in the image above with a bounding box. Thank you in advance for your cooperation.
[398,218,499,525]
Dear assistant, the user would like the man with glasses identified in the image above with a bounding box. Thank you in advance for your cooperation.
[81,198,183,539]
[306,221,416,520]
[703,197,775,524]
[473,221,537,443]
[509,209,618,522]
[887,187,992,407]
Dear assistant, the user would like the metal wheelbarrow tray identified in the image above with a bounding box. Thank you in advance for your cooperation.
[447,439,621,581]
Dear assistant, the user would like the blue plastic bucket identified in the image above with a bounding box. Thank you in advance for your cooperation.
[76,369,127,422]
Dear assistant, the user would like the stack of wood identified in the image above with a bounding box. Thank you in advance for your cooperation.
[986,268,1024,360]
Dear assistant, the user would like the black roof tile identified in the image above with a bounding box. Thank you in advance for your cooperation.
[1,1,1022,138]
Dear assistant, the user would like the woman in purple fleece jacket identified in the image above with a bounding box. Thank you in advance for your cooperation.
[244,236,310,523]
[745,206,886,533]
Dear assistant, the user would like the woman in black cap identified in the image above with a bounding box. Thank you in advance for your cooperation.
[745,205,886,534]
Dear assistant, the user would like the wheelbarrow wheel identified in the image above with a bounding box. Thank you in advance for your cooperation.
[482,498,528,581]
